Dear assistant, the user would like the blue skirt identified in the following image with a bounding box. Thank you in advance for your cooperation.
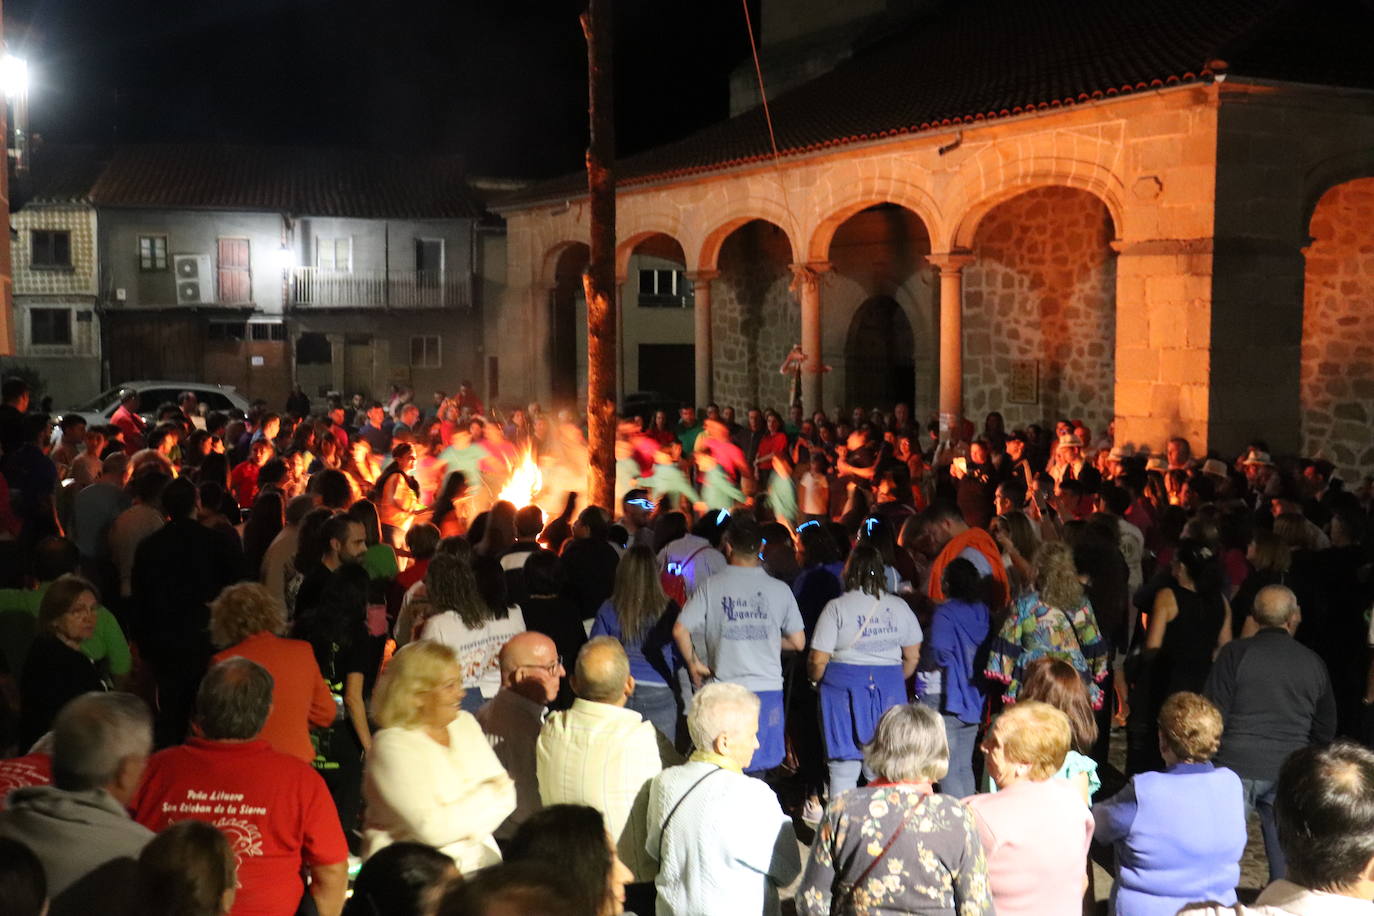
[819,663,907,761]
[746,689,786,773]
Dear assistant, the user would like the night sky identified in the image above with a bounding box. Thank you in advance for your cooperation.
[3,0,759,179]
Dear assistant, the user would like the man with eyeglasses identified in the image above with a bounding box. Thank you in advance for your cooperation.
[476,632,565,845]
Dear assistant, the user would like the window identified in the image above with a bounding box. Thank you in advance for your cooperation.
[296,332,332,365]
[29,308,72,346]
[31,230,72,269]
[316,237,351,271]
[410,335,441,368]
[637,268,691,307]
[138,235,168,271]
[250,321,286,341]
[207,321,247,341]
[415,239,444,287]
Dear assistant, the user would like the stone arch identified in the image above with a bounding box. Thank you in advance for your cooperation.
[960,186,1118,432]
[710,219,798,409]
[614,207,689,277]
[1301,177,1374,476]
[845,296,916,410]
[545,242,591,406]
[820,202,937,414]
[539,238,590,290]
[1300,149,1374,243]
[697,199,799,271]
[942,136,1126,250]
[804,176,944,263]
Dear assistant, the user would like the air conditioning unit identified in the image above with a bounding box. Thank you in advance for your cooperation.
[173,255,215,305]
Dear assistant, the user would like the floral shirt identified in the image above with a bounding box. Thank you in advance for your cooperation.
[798,785,994,916]
[985,590,1110,709]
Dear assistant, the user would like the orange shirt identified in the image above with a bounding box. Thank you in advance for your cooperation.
[927,527,1011,610]
[212,631,335,764]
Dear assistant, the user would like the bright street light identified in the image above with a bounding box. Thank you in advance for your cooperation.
[0,55,28,100]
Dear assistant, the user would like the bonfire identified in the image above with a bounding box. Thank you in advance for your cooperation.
[498,449,544,511]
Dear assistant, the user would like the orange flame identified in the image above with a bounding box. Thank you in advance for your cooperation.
[498,449,544,510]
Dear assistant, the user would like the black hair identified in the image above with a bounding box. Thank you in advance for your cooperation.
[523,549,563,595]
[652,511,689,553]
[313,468,353,511]
[293,508,336,574]
[798,522,840,568]
[33,536,80,581]
[505,805,613,916]
[515,505,544,538]
[576,505,610,540]
[842,543,887,598]
[724,518,763,556]
[321,512,361,557]
[1100,484,1131,517]
[1174,537,1223,595]
[1,377,29,402]
[161,476,199,520]
[433,862,574,916]
[1277,741,1374,892]
[472,555,512,617]
[942,557,982,603]
[0,837,45,916]
[257,457,289,489]
[344,842,454,916]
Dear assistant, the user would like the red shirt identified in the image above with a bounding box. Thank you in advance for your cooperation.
[755,431,788,467]
[111,404,147,454]
[0,753,52,809]
[395,556,430,593]
[132,738,348,916]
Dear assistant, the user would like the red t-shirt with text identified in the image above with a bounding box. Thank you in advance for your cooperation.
[0,753,52,809]
[131,738,347,916]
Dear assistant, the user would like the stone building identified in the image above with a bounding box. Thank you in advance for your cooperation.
[494,0,1374,478]
[1,147,105,404]
[89,146,488,407]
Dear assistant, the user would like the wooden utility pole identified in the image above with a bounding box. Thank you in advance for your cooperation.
[582,0,616,509]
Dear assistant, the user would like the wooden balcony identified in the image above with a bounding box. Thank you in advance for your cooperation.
[288,267,470,309]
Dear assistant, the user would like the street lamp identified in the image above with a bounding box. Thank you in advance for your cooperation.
[0,55,27,99]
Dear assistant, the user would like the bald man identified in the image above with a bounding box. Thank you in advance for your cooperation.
[476,633,564,841]
[536,637,681,890]
[1205,584,1336,881]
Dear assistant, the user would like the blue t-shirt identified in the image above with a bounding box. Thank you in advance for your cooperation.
[590,599,680,687]
[811,590,923,666]
[678,565,805,693]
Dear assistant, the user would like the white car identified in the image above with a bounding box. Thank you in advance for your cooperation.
[65,380,251,427]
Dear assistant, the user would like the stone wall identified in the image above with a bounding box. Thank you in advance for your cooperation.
[962,187,1117,434]
[1302,179,1374,476]
[713,221,798,411]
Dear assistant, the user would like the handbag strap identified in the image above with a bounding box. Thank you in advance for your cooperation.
[839,596,885,654]
[843,792,927,904]
[656,766,724,859]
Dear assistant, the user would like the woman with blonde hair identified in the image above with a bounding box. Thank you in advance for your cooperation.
[965,701,1093,916]
[1093,692,1246,916]
[1015,657,1100,802]
[591,545,682,742]
[985,541,1110,709]
[209,582,335,764]
[363,640,516,873]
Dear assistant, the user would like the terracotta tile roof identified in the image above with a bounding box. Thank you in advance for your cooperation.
[497,0,1374,209]
[19,144,106,205]
[89,145,483,219]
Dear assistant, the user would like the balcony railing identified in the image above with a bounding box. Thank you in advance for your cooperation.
[288,267,470,309]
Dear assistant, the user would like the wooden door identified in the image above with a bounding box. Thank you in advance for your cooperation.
[217,238,252,304]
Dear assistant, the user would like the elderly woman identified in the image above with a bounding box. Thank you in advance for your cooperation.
[362,640,516,873]
[810,543,923,799]
[964,701,1093,916]
[209,582,335,764]
[646,682,801,916]
[799,703,992,915]
[19,574,107,746]
[1093,692,1245,916]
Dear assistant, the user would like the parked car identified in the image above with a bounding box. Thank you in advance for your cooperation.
[64,380,250,427]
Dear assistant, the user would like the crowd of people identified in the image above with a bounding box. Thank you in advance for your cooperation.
[0,372,1369,916]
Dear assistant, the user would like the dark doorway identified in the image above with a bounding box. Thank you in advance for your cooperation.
[845,296,915,409]
[550,244,589,406]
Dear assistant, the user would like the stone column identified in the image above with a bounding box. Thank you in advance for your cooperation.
[687,270,719,408]
[928,251,976,437]
[789,261,831,416]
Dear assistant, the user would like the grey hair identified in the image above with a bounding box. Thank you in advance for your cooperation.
[1253,584,1300,629]
[863,703,949,783]
[687,682,760,751]
[52,692,153,791]
[196,657,274,740]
